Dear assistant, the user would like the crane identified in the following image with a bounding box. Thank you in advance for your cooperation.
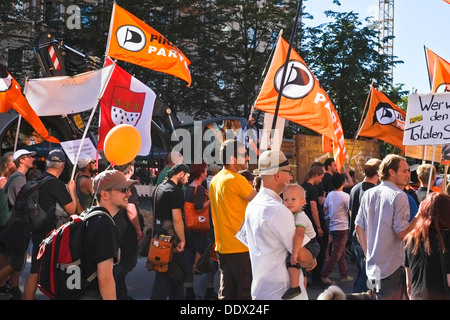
[378,0,394,82]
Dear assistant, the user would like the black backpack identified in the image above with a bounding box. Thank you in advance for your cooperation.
[0,174,19,228]
[37,208,114,300]
[12,174,56,231]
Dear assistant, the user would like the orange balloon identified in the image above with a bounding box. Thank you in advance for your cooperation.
[104,124,142,165]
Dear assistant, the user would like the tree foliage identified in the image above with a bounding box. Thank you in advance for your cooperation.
[1,0,410,143]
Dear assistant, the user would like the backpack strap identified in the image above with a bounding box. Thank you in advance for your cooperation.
[83,207,115,225]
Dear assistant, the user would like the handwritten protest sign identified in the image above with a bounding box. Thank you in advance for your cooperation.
[403,93,450,146]
[60,138,100,165]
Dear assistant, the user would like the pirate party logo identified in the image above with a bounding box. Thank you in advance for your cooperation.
[373,102,405,130]
[274,60,314,99]
[116,25,146,52]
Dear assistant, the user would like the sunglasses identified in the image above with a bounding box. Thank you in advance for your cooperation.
[106,188,129,193]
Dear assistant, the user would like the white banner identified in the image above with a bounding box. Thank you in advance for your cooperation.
[24,65,113,116]
[403,93,450,146]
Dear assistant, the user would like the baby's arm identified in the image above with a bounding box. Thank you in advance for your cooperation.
[290,226,305,266]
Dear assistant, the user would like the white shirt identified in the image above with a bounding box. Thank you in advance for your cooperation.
[324,190,350,232]
[244,187,311,300]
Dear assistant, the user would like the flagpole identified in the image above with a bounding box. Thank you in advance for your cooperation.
[70,63,116,181]
[269,0,303,145]
[354,80,374,140]
[424,46,433,92]
[13,114,22,152]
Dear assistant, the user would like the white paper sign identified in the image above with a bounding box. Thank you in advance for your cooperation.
[60,138,100,165]
[403,93,450,146]
[235,222,248,248]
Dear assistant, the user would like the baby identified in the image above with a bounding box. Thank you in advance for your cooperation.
[282,183,320,299]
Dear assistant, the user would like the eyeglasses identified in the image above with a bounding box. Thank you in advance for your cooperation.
[281,170,294,176]
[106,188,129,193]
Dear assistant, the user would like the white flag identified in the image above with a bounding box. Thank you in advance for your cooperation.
[24,65,113,116]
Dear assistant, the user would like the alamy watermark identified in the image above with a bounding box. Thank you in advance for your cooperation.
[66,5,81,30]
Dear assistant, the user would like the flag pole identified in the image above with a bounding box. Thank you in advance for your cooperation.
[269,0,303,146]
[69,64,116,181]
[13,114,22,152]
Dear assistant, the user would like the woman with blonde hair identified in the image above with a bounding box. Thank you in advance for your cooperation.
[404,192,450,300]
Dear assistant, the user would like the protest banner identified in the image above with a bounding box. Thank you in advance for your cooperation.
[403,93,450,146]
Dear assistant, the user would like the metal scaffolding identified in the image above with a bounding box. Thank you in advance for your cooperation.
[378,0,394,82]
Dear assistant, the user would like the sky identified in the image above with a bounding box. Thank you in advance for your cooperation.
[303,0,450,95]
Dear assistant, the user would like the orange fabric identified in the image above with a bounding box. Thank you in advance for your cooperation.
[107,3,191,86]
[253,34,346,171]
[425,47,450,93]
[0,73,59,144]
[358,87,405,151]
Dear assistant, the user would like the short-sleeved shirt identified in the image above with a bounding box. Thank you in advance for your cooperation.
[83,208,119,294]
[38,172,73,233]
[324,190,350,231]
[154,180,185,221]
[355,180,410,280]
[300,182,319,229]
[7,171,27,207]
[294,210,316,240]
[209,169,254,254]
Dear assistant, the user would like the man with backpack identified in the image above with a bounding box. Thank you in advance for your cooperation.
[23,149,77,300]
[81,169,137,299]
[0,149,35,300]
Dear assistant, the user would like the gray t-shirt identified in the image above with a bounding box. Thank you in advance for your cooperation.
[7,171,26,207]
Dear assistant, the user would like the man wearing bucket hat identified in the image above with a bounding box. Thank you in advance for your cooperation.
[78,169,138,299]
[244,150,316,300]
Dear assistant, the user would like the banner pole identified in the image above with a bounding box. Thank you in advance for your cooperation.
[426,145,436,196]
[70,64,116,181]
[269,0,303,147]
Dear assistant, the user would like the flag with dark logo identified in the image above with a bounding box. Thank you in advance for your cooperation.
[98,63,155,156]
[357,87,405,151]
[425,47,450,93]
[0,67,59,144]
[106,3,191,86]
[253,33,346,171]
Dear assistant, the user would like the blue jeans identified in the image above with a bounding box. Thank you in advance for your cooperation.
[351,233,368,293]
[195,259,219,299]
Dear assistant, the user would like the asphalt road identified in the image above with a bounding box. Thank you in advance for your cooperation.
[1,251,360,301]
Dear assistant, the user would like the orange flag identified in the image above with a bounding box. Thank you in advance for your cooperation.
[425,47,450,93]
[253,33,346,171]
[106,3,192,86]
[357,87,405,151]
[0,71,59,144]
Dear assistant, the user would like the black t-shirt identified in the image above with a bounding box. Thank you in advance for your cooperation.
[405,230,450,300]
[185,184,206,210]
[349,181,376,236]
[83,208,119,294]
[154,180,185,221]
[113,185,140,263]
[38,172,73,233]
[301,181,319,229]
[322,172,333,195]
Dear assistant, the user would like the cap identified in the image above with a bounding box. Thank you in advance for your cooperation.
[47,149,66,162]
[208,163,222,175]
[93,169,138,193]
[168,163,190,177]
[13,149,36,162]
[77,154,93,169]
[253,150,295,176]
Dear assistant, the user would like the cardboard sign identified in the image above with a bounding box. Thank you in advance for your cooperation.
[60,138,100,165]
[403,93,450,146]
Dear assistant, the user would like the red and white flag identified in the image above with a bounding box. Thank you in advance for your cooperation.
[98,64,155,156]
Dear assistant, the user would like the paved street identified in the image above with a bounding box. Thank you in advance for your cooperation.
[1,251,360,301]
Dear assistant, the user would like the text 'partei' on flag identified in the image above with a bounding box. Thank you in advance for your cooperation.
[106,3,192,86]
[253,32,346,172]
